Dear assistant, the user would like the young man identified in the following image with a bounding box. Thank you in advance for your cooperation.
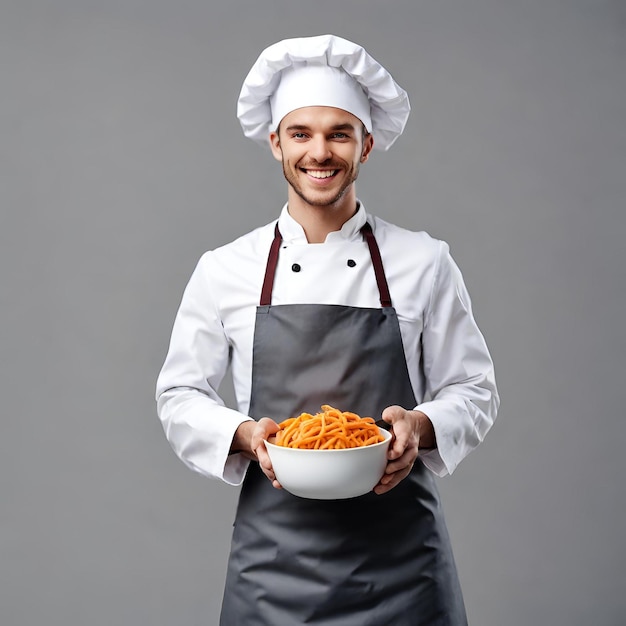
[156,34,499,625]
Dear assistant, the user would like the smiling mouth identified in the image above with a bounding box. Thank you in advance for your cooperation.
[302,169,339,179]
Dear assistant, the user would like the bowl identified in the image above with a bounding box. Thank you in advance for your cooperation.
[264,428,392,500]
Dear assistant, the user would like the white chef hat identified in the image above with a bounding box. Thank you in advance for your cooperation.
[237,34,410,151]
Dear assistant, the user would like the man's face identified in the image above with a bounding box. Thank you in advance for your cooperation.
[269,106,374,209]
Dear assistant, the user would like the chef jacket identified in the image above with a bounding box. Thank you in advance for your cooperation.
[156,202,499,485]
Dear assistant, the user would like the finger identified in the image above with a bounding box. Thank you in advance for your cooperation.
[251,417,280,450]
[380,407,412,458]
[257,453,276,482]
[256,444,272,470]
[256,443,279,478]
[380,404,403,426]
[387,423,415,460]
[374,447,418,494]
[385,448,418,475]
[374,464,413,494]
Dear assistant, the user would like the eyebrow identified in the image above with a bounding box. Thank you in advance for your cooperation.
[284,123,358,133]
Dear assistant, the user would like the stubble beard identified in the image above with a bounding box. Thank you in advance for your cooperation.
[282,159,361,208]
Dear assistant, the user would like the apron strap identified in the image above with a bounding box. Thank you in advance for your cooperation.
[260,223,282,307]
[260,220,392,307]
[361,221,392,307]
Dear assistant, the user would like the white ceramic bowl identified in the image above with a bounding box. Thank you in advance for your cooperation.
[264,429,392,500]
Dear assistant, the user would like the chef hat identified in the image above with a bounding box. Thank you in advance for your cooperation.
[237,34,410,151]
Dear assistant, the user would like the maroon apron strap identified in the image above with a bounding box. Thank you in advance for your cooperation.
[260,223,282,306]
[361,221,392,307]
[260,220,392,307]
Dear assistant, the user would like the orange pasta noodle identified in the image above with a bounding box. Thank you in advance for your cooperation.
[275,405,385,449]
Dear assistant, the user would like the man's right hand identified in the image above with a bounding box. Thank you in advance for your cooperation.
[232,418,282,489]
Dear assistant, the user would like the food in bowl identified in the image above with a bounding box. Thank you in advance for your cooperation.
[264,405,392,500]
[273,404,385,449]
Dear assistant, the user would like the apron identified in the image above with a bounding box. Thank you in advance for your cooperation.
[220,222,467,626]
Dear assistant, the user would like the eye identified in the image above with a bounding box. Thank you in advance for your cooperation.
[292,132,308,140]
[331,132,348,139]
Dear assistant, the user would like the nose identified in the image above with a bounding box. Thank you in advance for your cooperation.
[308,135,333,163]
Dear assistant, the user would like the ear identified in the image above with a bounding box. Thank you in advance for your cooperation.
[360,132,374,163]
[269,131,283,162]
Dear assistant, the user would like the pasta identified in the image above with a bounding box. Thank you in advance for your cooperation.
[274,405,385,450]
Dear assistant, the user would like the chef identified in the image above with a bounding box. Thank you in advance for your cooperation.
[156,34,499,625]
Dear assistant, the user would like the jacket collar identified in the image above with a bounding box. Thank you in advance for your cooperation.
[277,201,368,244]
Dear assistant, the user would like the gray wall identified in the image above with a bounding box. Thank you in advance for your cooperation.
[2,1,625,625]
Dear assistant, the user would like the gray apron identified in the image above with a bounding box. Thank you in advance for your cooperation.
[220,222,467,625]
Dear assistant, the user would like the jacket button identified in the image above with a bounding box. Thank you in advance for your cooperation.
[347,259,356,267]
[292,263,301,272]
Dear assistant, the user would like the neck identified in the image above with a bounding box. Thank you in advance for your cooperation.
[286,188,359,243]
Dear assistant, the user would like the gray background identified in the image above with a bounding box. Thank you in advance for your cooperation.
[2,1,625,625]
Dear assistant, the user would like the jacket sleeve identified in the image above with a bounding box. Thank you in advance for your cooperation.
[416,241,499,477]
[155,253,253,485]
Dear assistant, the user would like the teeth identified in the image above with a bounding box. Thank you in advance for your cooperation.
[307,170,336,179]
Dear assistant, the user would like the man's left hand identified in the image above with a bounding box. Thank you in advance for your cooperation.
[373,406,435,495]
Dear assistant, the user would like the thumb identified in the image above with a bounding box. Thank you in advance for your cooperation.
[381,405,405,425]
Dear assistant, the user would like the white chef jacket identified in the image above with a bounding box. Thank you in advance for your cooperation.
[156,203,499,485]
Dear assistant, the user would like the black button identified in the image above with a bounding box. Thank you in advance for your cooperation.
[347,259,356,267]
[292,263,301,272]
